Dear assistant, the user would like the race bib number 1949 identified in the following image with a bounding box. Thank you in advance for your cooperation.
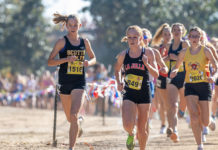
[125,74,143,90]
[67,61,83,75]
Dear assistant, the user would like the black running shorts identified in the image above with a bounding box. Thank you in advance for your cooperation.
[185,82,211,101]
[58,82,85,95]
[156,75,167,89]
[169,72,185,89]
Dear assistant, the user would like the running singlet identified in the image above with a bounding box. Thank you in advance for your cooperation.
[123,48,149,92]
[159,44,168,57]
[184,46,209,83]
[58,36,86,84]
[168,42,184,72]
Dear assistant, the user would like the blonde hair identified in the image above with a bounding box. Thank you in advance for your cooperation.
[201,30,208,46]
[53,13,80,29]
[188,26,205,46]
[171,22,187,37]
[198,30,216,51]
[121,25,145,47]
[151,23,171,46]
[188,26,202,36]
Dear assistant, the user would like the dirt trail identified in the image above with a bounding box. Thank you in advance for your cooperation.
[0,107,218,150]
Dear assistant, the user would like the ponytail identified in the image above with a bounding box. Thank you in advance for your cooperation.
[151,23,170,47]
[53,12,80,30]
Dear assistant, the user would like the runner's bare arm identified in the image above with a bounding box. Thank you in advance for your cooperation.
[204,47,218,79]
[153,48,168,74]
[84,38,96,67]
[144,48,159,78]
[48,38,69,66]
[170,49,186,78]
[207,45,218,61]
[182,40,190,49]
[169,53,178,60]
[114,51,126,91]
[174,49,186,69]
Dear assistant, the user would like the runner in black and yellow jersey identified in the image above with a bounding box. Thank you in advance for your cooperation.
[170,26,218,150]
[48,13,96,150]
[115,25,158,150]
[166,23,189,142]
[131,27,168,141]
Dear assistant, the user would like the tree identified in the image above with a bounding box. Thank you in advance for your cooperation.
[0,0,51,73]
[82,0,218,68]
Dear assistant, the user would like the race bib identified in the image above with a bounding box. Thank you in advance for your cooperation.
[67,61,83,75]
[125,74,143,90]
[189,71,204,82]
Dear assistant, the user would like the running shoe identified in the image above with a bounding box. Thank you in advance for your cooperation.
[160,125,166,134]
[166,127,173,137]
[78,116,84,137]
[202,133,206,143]
[197,146,203,150]
[202,127,209,135]
[209,118,216,131]
[126,134,135,150]
[170,132,180,143]
[78,115,84,123]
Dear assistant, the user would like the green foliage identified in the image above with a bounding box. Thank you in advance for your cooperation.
[82,0,218,66]
[0,0,51,73]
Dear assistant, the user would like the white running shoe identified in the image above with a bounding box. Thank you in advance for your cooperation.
[202,127,209,135]
[202,134,206,143]
[78,116,84,138]
[78,116,84,123]
[197,145,204,150]
[160,125,166,134]
[197,147,203,150]
[209,118,216,131]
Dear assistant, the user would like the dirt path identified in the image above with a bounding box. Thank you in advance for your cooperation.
[0,107,218,150]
